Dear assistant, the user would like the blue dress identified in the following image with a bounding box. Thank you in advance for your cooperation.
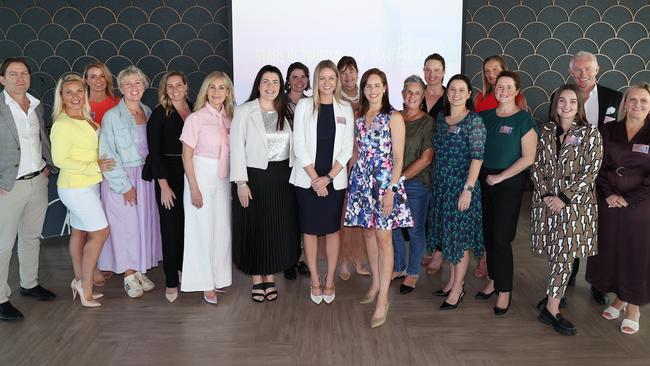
[344,110,413,230]
[427,112,486,264]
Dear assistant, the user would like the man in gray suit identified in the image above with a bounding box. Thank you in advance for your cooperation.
[0,57,56,321]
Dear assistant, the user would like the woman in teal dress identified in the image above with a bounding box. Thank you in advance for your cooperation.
[428,74,486,310]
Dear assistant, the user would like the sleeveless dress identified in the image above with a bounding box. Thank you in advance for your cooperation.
[427,112,486,264]
[344,110,413,230]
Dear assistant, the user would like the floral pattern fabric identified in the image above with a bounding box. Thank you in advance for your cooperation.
[427,112,486,264]
[344,110,413,230]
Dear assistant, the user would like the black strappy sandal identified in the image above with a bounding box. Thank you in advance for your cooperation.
[263,282,278,301]
[251,283,265,302]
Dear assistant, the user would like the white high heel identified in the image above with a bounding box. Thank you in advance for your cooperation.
[310,277,323,305]
[322,275,335,304]
[71,279,103,300]
[621,312,640,335]
[602,302,628,320]
[74,280,101,307]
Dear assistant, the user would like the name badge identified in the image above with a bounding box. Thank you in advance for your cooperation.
[632,144,649,154]
[499,126,513,134]
[336,116,346,124]
[448,125,461,134]
[565,135,582,145]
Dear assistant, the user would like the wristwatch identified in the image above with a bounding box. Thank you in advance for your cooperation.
[463,184,474,192]
[326,174,334,183]
[390,183,399,192]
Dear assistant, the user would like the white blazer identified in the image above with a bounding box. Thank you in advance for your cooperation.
[289,97,355,190]
[230,99,295,182]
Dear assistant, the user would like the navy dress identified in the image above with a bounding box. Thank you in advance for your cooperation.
[296,104,345,235]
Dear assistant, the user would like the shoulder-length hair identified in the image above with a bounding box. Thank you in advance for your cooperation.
[442,74,474,116]
[618,82,650,123]
[247,65,290,130]
[495,70,521,91]
[311,59,342,112]
[158,71,188,117]
[549,84,587,126]
[194,71,235,119]
[359,68,392,116]
[51,73,94,124]
[285,62,310,92]
[117,65,150,90]
[481,55,508,96]
[83,61,115,98]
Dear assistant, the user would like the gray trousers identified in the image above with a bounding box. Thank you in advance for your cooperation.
[0,173,48,303]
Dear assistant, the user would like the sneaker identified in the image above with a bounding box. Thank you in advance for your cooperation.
[135,272,155,292]
[124,274,144,298]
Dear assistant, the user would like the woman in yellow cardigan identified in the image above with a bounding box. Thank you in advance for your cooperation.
[50,74,115,307]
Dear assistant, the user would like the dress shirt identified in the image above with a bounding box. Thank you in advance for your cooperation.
[180,103,231,179]
[3,90,44,177]
[584,86,599,128]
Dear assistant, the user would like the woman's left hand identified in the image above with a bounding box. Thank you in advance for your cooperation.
[458,190,471,211]
[544,196,566,213]
[485,174,503,186]
[382,190,395,216]
[311,176,329,191]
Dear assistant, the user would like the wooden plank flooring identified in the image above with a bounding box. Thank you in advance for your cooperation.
[1,195,649,366]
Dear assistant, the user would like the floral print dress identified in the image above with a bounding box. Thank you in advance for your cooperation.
[344,110,413,230]
[426,112,486,264]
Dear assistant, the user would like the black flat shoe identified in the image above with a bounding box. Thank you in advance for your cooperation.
[283,267,297,280]
[493,294,511,316]
[432,288,449,297]
[591,287,609,305]
[440,291,465,310]
[536,296,568,311]
[0,301,24,321]
[539,308,577,336]
[297,261,310,276]
[20,284,56,301]
[475,290,496,300]
[399,284,415,294]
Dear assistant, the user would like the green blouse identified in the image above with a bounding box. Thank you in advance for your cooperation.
[479,108,536,170]
[403,114,434,187]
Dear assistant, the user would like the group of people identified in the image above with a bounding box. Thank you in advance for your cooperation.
[0,51,648,336]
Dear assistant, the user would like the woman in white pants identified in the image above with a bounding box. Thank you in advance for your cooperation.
[179,71,234,304]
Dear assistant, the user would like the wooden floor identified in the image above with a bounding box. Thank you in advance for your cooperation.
[1,196,649,366]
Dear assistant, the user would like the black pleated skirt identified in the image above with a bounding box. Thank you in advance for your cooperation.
[232,160,301,275]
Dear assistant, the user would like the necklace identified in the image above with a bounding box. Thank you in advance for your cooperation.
[341,89,359,103]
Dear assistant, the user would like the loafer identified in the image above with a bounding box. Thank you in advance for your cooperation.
[297,261,310,276]
[0,301,24,321]
[591,287,609,305]
[539,308,577,336]
[283,266,297,280]
[536,296,568,311]
[20,284,56,301]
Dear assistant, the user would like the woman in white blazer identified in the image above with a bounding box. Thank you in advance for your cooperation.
[289,60,355,304]
[230,65,301,303]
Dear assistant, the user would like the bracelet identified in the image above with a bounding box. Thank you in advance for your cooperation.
[463,184,474,192]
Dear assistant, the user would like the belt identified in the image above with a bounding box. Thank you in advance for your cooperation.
[17,168,44,180]
[163,154,182,157]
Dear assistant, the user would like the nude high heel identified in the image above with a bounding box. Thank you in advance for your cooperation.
[71,279,103,300]
[74,280,101,307]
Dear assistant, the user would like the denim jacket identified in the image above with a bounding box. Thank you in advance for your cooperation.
[99,99,152,194]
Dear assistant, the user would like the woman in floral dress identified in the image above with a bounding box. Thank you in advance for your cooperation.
[428,74,486,310]
[344,68,413,328]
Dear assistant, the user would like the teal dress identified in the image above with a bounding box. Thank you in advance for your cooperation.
[427,112,486,264]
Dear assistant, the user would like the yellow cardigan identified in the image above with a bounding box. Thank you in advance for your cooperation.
[51,113,102,188]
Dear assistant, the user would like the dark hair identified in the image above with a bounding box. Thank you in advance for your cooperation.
[0,57,31,76]
[495,70,521,91]
[423,53,446,70]
[359,68,392,116]
[550,84,587,126]
[247,65,290,130]
[337,56,358,73]
[443,74,474,116]
[285,62,310,92]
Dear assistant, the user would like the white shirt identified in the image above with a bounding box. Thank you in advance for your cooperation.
[3,90,45,178]
[584,86,599,128]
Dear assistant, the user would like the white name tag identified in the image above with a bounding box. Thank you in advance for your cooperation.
[499,125,513,134]
[632,144,649,154]
[448,125,461,134]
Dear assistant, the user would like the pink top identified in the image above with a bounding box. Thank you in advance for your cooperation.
[180,103,231,178]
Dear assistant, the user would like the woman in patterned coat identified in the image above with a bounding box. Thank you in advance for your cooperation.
[530,84,603,336]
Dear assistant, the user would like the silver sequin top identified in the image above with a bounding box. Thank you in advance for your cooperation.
[262,111,290,161]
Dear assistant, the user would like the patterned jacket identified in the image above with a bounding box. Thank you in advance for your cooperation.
[530,121,603,258]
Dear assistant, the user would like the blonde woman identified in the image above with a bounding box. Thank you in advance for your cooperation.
[83,61,120,125]
[98,66,162,298]
[179,72,234,304]
[51,74,115,307]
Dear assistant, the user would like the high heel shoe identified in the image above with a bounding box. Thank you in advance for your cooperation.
[602,302,628,320]
[621,312,640,335]
[310,278,322,305]
[360,291,378,305]
[71,279,103,300]
[354,261,370,276]
[475,289,496,300]
[370,303,390,328]
[73,280,101,307]
[432,288,450,297]
[440,291,465,310]
[165,288,179,303]
[494,293,512,316]
[322,275,335,304]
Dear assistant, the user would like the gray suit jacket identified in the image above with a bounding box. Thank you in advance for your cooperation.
[0,91,54,191]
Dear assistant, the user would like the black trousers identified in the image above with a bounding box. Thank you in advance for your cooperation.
[479,168,526,293]
[154,157,185,288]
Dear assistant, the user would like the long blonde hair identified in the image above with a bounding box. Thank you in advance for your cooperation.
[311,59,342,112]
[194,71,234,119]
[618,82,650,122]
[51,73,94,126]
[158,71,188,117]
